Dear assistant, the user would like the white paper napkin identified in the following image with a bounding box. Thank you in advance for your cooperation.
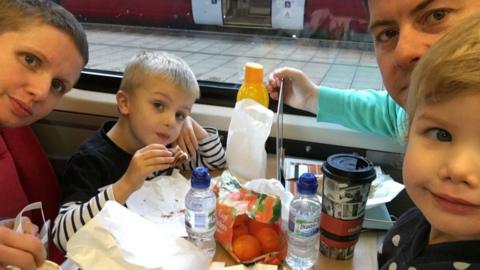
[127,170,190,237]
[67,201,210,270]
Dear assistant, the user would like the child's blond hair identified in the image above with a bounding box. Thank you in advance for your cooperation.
[0,0,89,65]
[120,51,200,99]
[407,15,480,130]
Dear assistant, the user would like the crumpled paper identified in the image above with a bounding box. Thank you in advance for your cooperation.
[226,99,274,183]
[244,178,293,226]
[126,170,190,237]
[66,201,210,270]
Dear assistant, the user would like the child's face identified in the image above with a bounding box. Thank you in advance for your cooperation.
[368,0,480,108]
[403,90,480,243]
[122,77,196,149]
[0,24,84,128]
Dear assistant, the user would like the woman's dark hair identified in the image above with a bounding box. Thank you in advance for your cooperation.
[0,0,89,65]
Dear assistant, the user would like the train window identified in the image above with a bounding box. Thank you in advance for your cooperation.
[60,0,381,112]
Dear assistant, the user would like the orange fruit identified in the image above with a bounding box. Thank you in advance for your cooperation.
[254,227,280,253]
[233,214,250,226]
[232,234,262,261]
[232,224,249,240]
[247,219,275,236]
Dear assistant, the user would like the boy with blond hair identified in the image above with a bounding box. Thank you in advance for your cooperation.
[53,51,226,252]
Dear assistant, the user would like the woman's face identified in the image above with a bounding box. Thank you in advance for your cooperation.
[0,24,84,128]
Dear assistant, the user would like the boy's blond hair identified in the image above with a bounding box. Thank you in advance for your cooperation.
[0,0,89,65]
[407,15,480,130]
[120,51,200,99]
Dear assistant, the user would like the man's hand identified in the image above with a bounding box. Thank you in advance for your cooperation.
[267,67,319,114]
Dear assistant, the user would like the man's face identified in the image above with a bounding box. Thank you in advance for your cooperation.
[368,0,480,108]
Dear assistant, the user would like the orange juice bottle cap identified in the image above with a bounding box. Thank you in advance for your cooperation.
[244,62,264,84]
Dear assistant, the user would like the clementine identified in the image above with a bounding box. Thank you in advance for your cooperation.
[254,227,280,253]
[232,234,262,261]
[232,223,249,240]
[247,219,275,236]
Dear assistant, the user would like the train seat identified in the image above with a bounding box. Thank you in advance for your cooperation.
[0,126,64,263]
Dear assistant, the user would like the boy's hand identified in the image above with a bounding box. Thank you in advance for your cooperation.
[113,144,174,203]
[0,226,46,270]
[267,67,318,114]
[174,117,208,160]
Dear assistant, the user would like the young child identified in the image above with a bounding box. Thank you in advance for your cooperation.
[378,15,480,269]
[0,0,88,268]
[53,51,227,252]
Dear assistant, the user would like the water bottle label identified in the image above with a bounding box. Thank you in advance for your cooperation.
[185,209,216,232]
[288,213,319,238]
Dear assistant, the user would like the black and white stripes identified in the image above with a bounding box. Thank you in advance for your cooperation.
[53,186,114,253]
[53,127,226,252]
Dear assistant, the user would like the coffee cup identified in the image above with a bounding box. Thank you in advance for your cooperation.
[319,153,376,260]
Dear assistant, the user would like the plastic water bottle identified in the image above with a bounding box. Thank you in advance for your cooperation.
[185,167,216,257]
[286,172,321,270]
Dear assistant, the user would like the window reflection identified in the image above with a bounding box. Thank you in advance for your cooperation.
[59,0,383,91]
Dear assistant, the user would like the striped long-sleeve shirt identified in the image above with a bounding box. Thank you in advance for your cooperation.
[53,121,226,252]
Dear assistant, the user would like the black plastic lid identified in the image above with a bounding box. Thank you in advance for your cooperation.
[322,154,376,183]
[297,172,318,195]
[191,166,211,189]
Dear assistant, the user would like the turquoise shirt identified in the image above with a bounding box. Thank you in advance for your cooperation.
[316,86,407,141]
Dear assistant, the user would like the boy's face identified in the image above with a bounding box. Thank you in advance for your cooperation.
[0,24,84,128]
[368,0,480,108]
[120,77,196,150]
[403,90,480,243]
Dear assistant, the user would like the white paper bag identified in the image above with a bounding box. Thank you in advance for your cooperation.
[226,99,274,183]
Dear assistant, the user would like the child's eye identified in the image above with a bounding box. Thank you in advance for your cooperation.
[153,102,165,111]
[51,79,67,94]
[426,128,452,142]
[175,112,187,121]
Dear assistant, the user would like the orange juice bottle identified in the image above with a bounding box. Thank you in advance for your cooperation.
[236,62,269,107]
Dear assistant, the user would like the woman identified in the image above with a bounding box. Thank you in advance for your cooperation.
[0,0,88,269]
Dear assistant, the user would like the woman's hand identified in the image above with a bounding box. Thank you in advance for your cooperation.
[0,226,46,270]
[0,217,39,236]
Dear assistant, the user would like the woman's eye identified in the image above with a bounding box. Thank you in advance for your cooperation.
[51,79,66,94]
[427,128,452,142]
[23,53,40,67]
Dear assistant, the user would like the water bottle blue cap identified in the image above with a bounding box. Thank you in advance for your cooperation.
[191,166,211,189]
[297,172,318,195]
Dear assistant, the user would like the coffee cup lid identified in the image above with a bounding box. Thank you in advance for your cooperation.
[322,154,375,183]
